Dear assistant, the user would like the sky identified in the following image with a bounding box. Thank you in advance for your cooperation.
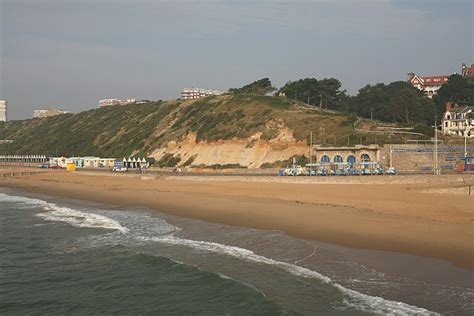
[0,0,472,120]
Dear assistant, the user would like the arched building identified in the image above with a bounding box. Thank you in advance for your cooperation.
[313,145,381,166]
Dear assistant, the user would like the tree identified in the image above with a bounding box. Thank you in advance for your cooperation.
[349,81,435,125]
[230,78,276,95]
[278,77,346,109]
[435,74,474,114]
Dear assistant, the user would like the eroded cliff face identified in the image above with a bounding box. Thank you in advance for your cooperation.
[150,123,308,168]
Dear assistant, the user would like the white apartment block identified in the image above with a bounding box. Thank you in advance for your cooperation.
[0,100,6,122]
[33,108,69,118]
[442,102,473,138]
[99,98,136,107]
[181,88,225,100]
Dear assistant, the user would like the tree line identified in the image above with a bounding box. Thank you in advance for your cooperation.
[231,74,474,127]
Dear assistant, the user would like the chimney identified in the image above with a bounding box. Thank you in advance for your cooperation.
[445,101,452,112]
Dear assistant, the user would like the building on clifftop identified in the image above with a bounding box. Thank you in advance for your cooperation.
[181,88,225,100]
[407,72,449,98]
[0,100,6,122]
[461,63,474,77]
[98,98,136,107]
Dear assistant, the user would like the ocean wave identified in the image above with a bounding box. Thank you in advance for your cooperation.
[0,192,437,315]
[0,193,128,233]
[148,235,437,316]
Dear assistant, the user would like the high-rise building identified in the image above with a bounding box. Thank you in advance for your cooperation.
[0,100,6,122]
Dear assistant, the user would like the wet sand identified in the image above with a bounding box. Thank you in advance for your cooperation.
[1,169,473,269]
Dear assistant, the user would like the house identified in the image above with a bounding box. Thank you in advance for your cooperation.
[407,73,449,98]
[461,63,474,77]
[441,102,474,138]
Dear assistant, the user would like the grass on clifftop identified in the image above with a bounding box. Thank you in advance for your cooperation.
[0,94,427,157]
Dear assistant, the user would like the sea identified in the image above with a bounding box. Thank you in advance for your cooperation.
[1,188,473,315]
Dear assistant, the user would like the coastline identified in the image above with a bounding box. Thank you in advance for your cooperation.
[1,170,473,270]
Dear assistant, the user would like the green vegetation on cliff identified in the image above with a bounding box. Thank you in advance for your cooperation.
[0,94,425,157]
[229,78,276,95]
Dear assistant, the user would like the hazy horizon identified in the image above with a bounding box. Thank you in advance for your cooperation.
[1,0,472,120]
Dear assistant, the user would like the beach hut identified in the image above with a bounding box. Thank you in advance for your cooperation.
[140,157,148,168]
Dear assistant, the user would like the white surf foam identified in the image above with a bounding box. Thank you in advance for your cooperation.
[0,192,437,314]
[0,193,128,233]
[148,235,437,315]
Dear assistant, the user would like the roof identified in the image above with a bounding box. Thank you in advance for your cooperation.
[410,74,449,86]
[447,106,474,114]
[462,64,474,77]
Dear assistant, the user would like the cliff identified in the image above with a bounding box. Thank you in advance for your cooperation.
[0,94,387,168]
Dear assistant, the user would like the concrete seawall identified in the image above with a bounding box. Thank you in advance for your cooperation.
[1,171,47,178]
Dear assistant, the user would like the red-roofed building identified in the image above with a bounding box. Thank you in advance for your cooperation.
[407,72,449,98]
[462,63,474,77]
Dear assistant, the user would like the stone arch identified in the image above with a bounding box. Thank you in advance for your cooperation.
[361,154,370,162]
[333,155,343,163]
[320,155,330,163]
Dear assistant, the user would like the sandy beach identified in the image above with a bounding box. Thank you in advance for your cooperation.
[1,169,473,269]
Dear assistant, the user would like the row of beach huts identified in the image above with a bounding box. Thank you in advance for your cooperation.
[0,155,150,171]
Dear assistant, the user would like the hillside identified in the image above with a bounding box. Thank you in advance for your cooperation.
[0,94,426,168]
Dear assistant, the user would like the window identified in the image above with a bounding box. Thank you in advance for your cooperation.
[333,155,343,163]
[320,155,330,163]
[347,155,356,166]
[361,154,370,162]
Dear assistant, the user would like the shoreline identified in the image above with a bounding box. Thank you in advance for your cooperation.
[1,170,473,270]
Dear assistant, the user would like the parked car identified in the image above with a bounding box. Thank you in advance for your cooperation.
[49,164,60,169]
[346,168,358,176]
[37,163,49,169]
[335,169,344,176]
[374,167,385,175]
[112,167,128,172]
[317,168,329,176]
[386,167,396,175]
[284,165,306,176]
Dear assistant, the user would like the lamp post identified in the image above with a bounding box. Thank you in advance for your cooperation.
[465,110,472,158]
[309,131,313,176]
[433,119,439,175]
